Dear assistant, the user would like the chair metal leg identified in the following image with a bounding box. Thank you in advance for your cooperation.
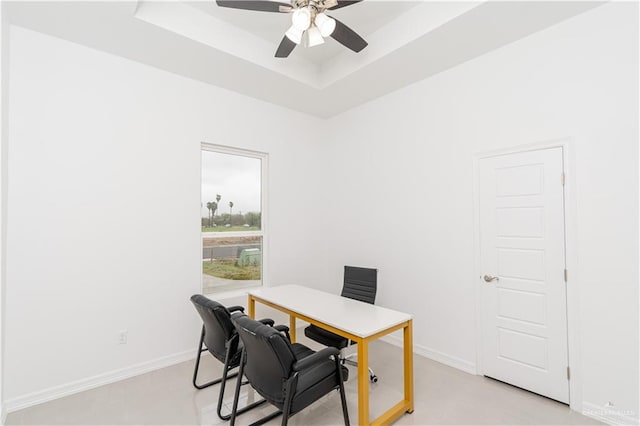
[194,326,241,389]
[216,352,232,419]
[248,411,282,426]
[217,342,267,421]
[229,350,271,426]
[243,372,298,426]
[229,351,245,426]
[218,372,267,420]
[280,373,298,426]
[193,328,266,421]
[336,357,351,425]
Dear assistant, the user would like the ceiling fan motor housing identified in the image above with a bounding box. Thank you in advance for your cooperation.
[293,0,339,13]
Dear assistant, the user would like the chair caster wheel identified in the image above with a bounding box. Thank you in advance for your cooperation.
[370,375,378,383]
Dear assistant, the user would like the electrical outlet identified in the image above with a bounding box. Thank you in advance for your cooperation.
[118,330,128,345]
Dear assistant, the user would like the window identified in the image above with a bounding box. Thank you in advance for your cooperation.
[201,144,266,293]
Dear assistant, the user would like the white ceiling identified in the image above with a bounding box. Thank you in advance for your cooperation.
[5,0,604,118]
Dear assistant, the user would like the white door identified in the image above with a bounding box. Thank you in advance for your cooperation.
[479,147,569,403]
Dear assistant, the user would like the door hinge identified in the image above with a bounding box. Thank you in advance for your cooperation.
[561,173,566,186]
[567,366,571,380]
[564,269,568,282]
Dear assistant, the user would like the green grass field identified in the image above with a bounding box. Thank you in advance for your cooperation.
[202,226,260,232]
[202,259,261,280]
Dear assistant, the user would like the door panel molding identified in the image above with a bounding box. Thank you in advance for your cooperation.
[472,138,582,411]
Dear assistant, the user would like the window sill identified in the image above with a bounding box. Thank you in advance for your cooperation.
[203,285,262,302]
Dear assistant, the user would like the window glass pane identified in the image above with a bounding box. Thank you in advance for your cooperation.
[201,151,261,230]
[202,236,262,293]
[201,149,263,293]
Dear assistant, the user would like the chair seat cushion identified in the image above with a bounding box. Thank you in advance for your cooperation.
[291,343,349,381]
[303,325,349,349]
[291,343,315,360]
[290,343,346,414]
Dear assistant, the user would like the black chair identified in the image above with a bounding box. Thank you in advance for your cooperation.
[190,295,270,420]
[229,313,350,426]
[304,265,379,382]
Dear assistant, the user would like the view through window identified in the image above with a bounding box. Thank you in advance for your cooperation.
[201,145,264,293]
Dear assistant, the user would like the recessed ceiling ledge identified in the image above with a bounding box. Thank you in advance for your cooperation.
[134,0,323,88]
[318,1,484,88]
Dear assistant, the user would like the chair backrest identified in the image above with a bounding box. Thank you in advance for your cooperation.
[190,295,238,362]
[341,265,377,304]
[231,313,296,405]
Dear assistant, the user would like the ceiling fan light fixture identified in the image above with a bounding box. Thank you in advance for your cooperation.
[214,0,367,58]
[291,7,312,31]
[315,13,336,37]
[306,25,325,47]
[285,25,304,44]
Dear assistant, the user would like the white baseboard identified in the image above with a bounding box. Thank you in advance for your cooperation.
[582,402,639,426]
[4,350,194,413]
[380,334,476,375]
[1,402,6,425]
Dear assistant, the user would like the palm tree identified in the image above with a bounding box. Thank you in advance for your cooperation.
[211,201,218,222]
[206,202,213,227]
[229,201,234,225]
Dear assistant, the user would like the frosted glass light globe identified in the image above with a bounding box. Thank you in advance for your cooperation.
[285,25,304,44]
[306,25,325,47]
[291,7,311,31]
[315,13,336,37]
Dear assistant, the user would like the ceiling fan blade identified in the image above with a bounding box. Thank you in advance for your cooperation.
[330,18,368,53]
[327,0,363,10]
[275,36,297,58]
[216,1,292,13]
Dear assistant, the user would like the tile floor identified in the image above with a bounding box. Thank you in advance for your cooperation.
[6,335,601,425]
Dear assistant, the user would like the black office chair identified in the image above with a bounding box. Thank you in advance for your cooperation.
[229,313,350,426]
[190,295,269,420]
[304,265,379,382]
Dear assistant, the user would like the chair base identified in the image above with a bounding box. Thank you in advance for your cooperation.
[233,390,349,426]
[247,409,283,426]
[305,325,378,383]
[343,353,378,383]
[193,363,239,390]
[193,328,267,420]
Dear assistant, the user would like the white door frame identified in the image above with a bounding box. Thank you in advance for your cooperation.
[472,138,582,411]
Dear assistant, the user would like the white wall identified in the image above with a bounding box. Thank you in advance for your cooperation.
[4,26,328,406]
[3,1,638,423]
[0,1,8,422]
[323,2,638,422]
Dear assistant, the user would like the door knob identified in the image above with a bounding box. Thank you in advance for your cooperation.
[483,275,499,283]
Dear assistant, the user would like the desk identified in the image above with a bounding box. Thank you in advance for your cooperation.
[247,285,414,426]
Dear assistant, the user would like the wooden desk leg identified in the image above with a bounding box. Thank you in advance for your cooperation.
[289,316,296,343]
[248,295,256,319]
[357,339,369,425]
[404,320,414,413]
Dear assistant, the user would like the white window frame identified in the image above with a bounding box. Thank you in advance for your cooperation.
[201,143,268,293]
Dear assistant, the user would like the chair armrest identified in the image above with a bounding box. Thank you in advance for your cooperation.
[273,324,291,341]
[228,306,245,313]
[293,347,340,372]
[258,318,275,326]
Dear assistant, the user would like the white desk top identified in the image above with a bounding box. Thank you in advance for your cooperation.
[249,285,412,338]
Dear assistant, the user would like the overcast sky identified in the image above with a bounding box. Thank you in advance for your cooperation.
[201,151,261,218]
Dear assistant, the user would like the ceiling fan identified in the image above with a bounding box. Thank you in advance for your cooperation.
[215,0,368,58]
